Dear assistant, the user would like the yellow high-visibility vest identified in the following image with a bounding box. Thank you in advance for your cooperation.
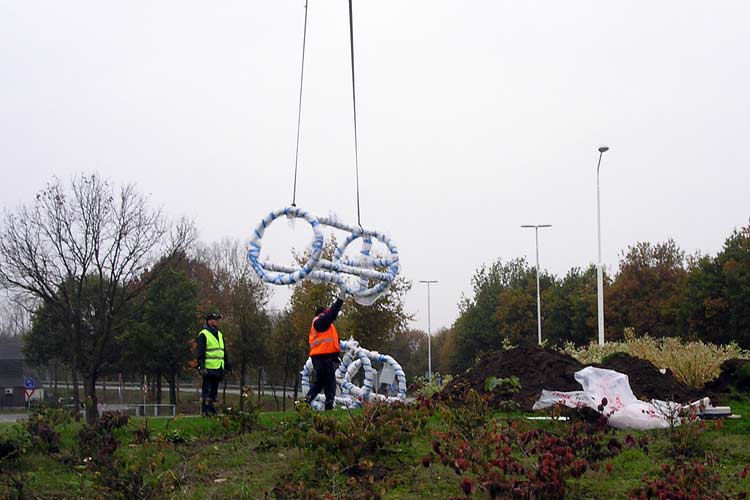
[199,329,225,370]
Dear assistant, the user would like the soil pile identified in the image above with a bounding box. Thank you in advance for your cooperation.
[597,353,705,404]
[703,358,750,395]
[439,346,584,411]
[439,347,711,410]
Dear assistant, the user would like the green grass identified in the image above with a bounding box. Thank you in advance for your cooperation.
[1,399,749,499]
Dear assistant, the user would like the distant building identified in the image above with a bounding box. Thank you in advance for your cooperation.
[0,336,43,408]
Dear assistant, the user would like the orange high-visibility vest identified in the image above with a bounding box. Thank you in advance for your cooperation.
[309,318,340,356]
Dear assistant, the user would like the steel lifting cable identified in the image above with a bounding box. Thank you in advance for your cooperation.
[290,0,364,228]
[291,0,310,207]
[348,0,363,229]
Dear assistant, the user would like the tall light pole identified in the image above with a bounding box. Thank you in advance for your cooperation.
[596,146,610,346]
[521,224,552,345]
[419,280,438,382]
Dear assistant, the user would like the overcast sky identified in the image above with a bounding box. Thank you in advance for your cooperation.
[1,1,748,335]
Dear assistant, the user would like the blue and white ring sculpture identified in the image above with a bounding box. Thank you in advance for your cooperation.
[301,339,407,410]
[248,206,400,306]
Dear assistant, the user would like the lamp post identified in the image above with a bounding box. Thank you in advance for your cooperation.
[521,225,552,345]
[596,146,609,346]
[419,280,438,382]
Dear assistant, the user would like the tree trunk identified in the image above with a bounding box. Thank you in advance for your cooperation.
[167,370,177,406]
[257,367,263,406]
[83,372,98,425]
[52,362,59,404]
[222,377,227,407]
[293,376,299,402]
[269,378,280,411]
[156,370,162,405]
[71,368,81,418]
[239,361,247,411]
[282,365,288,412]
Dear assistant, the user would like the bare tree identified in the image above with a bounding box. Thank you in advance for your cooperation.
[0,294,31,337]
[195,238,271,404]
[0,174,194,422]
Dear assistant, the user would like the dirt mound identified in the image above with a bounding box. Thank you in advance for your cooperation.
[596,353,705,404]
[703,358,750,394]
[439,346,584,411]
[439,348,711,411]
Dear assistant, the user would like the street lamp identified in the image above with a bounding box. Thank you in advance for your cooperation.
[596,146,610,346]
[418,280,438,382]
[521,224,552,345]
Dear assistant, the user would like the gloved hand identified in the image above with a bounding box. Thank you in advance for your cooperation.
[200,368,207,376]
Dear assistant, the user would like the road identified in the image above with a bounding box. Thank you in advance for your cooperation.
[0,413,27,423]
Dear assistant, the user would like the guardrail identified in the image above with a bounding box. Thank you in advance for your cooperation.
[64,403,177,417]
[98,403,176,417]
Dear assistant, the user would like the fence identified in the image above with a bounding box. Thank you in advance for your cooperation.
[97,403,176,417]
[62,403,177,417]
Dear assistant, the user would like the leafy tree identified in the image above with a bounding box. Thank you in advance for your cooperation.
[267,309,305,410]
[682,226,750,347]
[606,240,688,340]
[387,328,427,382]
[338,276,412,352]
[24,275,132,410]
[718,226,750,346]
[438,327,457,374]
[450,258,530,371]
[0,174,193,423]
[543,266,598,346]
[124,256,198,405]
[495,270,552,346]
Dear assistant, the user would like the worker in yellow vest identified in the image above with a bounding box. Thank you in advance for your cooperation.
[307,297,344,410]
[196,312,229,416]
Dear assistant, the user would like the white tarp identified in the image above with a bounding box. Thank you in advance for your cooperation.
[532,366,708,430]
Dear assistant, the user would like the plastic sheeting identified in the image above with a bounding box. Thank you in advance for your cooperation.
[301,339,407,410]
[532,366,709,430]
[247,206,399,306]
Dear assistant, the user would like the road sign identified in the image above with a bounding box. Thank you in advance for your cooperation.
[24,377,36,390]
[24,388,35,400]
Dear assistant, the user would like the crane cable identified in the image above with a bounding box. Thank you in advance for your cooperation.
[290,0,365,230]
[290,0,310,207]
[348,0,363,229]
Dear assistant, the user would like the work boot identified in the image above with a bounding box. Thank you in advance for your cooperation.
[207,400,218,415]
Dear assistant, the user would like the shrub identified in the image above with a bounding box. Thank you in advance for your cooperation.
[25,416,60,454]
[560,333,750,387]
[286,401,429,477]
[0,427,32,468]
[222,391,260,434]
[413,373,453,398]
[426,418,625,499]
[632,452,748,499]
[78,411,130,468]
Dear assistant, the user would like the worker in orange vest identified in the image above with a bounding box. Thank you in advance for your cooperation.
[306,297,344,410]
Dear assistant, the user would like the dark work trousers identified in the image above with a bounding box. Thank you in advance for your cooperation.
[307,353,340,410]
[201,369,223,415]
